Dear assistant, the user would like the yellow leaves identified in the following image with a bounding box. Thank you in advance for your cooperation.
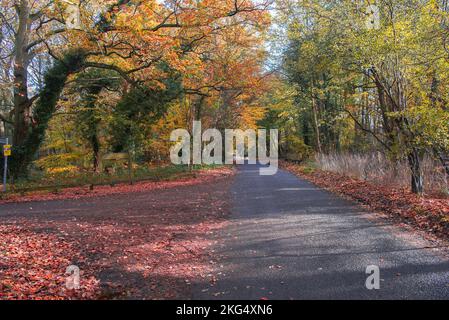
[73,0,268,91]
[239,105,267,129]
[45,166,79,175]
[404,105,449,149]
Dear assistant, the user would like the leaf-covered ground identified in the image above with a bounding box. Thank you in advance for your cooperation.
[0,168,235,300]
[0,172,202,205]
[282,161,449,241]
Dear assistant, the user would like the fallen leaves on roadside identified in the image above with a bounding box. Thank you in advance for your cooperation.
[0,225,100,300]
[0,168,234,205]
[282,161,449,241]
[0,167,235,300]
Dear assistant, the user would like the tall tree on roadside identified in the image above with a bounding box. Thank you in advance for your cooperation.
[9,0,273,177]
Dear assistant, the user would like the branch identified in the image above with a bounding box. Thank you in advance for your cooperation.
[345,108,392,152]
[84,62,134,83]
[26,28,66,51]
[0,113,13,124]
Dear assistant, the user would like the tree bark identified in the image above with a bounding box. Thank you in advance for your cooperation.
[91,133,100,172]
[11,50,87,178]
[435,150,449,180]
[13,0,32,146]
[311,95,322,153]
[408,148,424,195]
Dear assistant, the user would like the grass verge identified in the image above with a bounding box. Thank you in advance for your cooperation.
[1,165,225,201]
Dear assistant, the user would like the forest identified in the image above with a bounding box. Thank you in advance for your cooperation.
[1,0,449,302]
[1,0,448,194]
[272,0,449,196]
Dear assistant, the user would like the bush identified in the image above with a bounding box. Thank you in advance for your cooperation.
[34,153,83,173]
[283,136,314,163]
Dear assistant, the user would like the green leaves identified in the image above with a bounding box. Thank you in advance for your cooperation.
[109,70,183,153]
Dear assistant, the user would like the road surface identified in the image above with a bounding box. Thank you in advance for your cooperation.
[192,164,449,300]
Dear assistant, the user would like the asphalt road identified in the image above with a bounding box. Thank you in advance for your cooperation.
[192,164,449,300]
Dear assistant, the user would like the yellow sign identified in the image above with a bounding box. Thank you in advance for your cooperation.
[3,144,11,157]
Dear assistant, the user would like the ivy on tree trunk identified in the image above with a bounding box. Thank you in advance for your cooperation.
[11,50,87,178]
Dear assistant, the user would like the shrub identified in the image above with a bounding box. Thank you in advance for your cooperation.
[283,136,314,163]
[34,153,83,172]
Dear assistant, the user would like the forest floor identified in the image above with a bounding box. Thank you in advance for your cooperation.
[281,161,449,242]
[0,167,235,300]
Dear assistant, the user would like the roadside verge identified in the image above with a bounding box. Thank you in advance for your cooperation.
[281,161,449,242]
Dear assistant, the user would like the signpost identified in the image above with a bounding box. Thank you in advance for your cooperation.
[1,138,10,192]
[4,144,11,156]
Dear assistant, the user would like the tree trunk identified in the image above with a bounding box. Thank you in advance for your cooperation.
[442,157,449,179]
[436,151,449,180]
[13,0,31,146]
[408,149,424,195]
[92,133,100,172]
[11,50,87,178]
[311,95,322,153]
[13,64,30,146]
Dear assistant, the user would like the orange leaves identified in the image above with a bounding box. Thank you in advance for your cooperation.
[76,0,271,90]
[0,167,234,300]
[239,105,267,129]
[283,161,449,241]
[0,225,100,300]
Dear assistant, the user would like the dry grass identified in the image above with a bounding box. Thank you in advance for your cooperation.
[315,153,448,198]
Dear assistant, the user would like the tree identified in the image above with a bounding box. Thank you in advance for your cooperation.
[109,68,182,155]
[275,0,449,194]
[74,69,120,172]
[10,49,86,177]
[0,0,69,146]
[8,0,273,177]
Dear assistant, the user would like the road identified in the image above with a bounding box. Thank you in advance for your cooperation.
[192,164,449,300]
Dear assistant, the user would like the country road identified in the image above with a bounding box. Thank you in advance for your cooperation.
[1,165,448,300]
[192,164,449,300]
